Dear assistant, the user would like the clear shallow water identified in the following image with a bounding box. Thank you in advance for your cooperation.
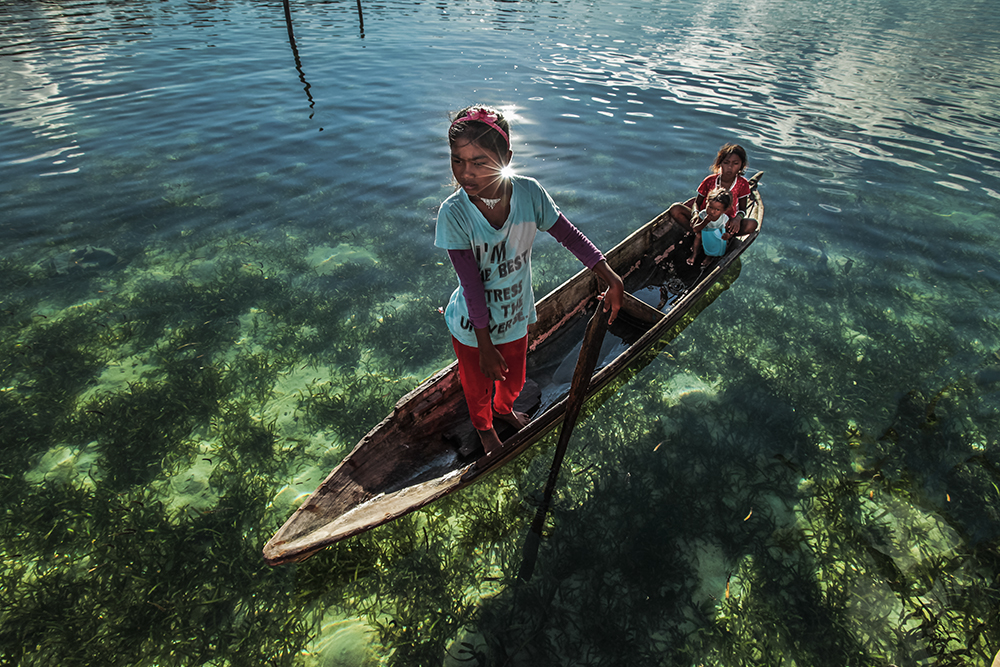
[2,0,1000,665]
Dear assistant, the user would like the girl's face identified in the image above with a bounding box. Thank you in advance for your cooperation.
[718,152,744,182]
[705,200,726,222]
[451,140,512,200]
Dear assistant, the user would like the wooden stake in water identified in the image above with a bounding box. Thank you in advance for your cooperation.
[518,304,610,583]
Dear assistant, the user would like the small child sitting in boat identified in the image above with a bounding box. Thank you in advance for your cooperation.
[687,188,732,266]
[669,142,759,238]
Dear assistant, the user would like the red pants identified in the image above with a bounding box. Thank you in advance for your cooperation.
[452,335,528,431]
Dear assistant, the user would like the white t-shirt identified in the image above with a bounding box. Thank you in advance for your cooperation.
[435,175,560,346]
[699,209,730,231]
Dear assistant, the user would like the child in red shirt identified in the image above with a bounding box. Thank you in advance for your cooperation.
[669,143,758,239]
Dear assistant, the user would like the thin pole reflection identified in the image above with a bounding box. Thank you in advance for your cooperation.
[282,0,315,116]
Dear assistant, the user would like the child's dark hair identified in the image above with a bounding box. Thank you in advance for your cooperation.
[712,143,747,175]
[449,105,510,157]
[707,187,733,210]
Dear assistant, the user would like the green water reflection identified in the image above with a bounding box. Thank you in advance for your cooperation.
[3,217,998,665]
[2,0,1000,665]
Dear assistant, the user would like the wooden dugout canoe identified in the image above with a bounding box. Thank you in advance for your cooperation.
[263,172,764,565]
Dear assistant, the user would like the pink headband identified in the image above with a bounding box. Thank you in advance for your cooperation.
[450,108,509,145]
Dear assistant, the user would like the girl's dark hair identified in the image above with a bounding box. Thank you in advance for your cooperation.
[449,105,510,157]
[707,187,733,210]
[712,143,748,175]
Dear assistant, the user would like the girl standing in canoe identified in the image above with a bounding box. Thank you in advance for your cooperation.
[435,105,625,456]
[669,142,759,238]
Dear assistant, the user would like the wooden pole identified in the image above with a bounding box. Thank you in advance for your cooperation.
[518,304,610,582]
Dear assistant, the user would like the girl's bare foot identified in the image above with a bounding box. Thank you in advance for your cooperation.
[687,254,696,266]
[493,409,530,430]
[477,427,503,457]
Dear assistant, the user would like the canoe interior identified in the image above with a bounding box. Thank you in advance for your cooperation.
[263,180,763,565]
